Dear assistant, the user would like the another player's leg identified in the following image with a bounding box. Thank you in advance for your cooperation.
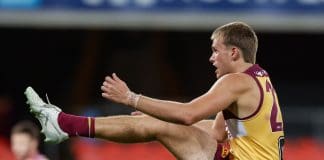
[25,87,218,160]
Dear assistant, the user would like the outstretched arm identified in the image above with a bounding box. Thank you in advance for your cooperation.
[101,73,247,125]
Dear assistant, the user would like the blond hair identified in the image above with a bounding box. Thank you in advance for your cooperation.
[211,22,258,63]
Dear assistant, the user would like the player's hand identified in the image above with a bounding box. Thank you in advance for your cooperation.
[101,73,130,106]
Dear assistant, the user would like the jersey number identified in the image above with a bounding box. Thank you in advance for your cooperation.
[266,80,283,132]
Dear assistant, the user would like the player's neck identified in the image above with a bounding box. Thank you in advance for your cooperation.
[233,62,253,73]
[27,149,39,159]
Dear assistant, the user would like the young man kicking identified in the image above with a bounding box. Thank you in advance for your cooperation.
[25,21,284,160]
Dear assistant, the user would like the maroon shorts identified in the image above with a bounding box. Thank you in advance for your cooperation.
[214,143,230,160]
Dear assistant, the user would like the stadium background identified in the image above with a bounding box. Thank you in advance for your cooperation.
[1,0,324,159]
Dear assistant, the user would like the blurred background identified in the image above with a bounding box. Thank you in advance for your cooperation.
[1,0,324,160]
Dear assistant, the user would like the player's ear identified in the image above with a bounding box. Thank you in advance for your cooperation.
[231,47,240,61]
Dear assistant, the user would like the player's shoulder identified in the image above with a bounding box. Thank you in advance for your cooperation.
[219,72,253,84]
[217,73,255,92]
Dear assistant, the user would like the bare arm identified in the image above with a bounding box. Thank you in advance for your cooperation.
[192,113,227,143]
[212,112,227,143]
[101,73,249,125]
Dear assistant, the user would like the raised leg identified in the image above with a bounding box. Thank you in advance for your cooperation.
[95,115,217,160]
[25,87,217,160]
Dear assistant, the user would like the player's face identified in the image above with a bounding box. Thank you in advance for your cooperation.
[11,133,36,160]
[209,38,232,78]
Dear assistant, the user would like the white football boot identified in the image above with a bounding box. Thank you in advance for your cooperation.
[25,86,68,144]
